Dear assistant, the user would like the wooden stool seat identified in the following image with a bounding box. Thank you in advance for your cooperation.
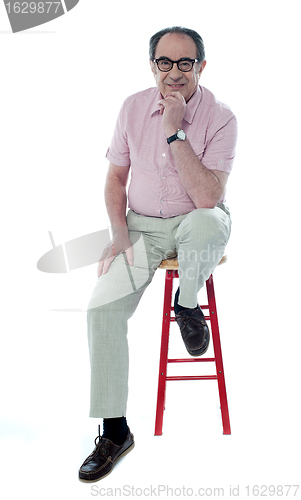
[159,254,227,270]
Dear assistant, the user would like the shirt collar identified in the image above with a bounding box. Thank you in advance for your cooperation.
[150,85,202,124]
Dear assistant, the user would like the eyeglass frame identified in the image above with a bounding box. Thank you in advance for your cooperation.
[153,57,199,72]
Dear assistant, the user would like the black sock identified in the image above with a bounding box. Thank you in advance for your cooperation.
[174,287,186,314]
[174,287,197,314]
[102,417,128,445]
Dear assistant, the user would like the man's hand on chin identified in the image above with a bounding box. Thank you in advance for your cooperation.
[158,90,186,137]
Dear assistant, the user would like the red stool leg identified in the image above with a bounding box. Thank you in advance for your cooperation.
[206,275,231,434]
[154,270,174,436]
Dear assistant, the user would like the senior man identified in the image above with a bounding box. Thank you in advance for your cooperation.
[79,26,237,482]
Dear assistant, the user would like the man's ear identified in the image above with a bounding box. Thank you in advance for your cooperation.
[150,59,157,77]
[198,60,207,77]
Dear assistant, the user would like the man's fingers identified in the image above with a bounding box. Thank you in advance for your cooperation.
[97,247,114,277]
[97,259,104,277]
[102,255,115,275]
[125,245,134,266]
[158,101,165,115]
[97,238,133,277]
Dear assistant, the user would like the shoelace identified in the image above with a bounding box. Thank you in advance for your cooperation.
[177,312,206,328]
[92,425,111,459]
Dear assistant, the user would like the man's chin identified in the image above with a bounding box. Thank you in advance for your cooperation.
[161,85,188,101]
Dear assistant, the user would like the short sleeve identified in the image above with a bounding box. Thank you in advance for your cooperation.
[202,115,238,174]
[106,100,131,167]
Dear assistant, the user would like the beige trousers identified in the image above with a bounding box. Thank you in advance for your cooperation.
[87,205,231,418]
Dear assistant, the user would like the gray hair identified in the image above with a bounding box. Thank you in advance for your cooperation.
[149,26,205,62]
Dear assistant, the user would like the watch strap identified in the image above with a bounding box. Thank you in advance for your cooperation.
[167,129,186,144]
[167,133,178,144]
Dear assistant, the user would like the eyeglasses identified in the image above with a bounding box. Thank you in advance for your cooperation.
[153,57,199,72]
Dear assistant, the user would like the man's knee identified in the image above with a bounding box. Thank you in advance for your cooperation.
[176,207,231,267]
[190,206,224,229]
[180,207,227,240]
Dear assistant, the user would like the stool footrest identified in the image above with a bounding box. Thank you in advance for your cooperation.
[167,375,217,381]
[168,357,215,363]
[170,316,210,321]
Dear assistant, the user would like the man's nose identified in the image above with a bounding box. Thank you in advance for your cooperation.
[169,64,183,80]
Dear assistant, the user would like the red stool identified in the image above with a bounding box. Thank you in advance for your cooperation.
[154,256,231,436]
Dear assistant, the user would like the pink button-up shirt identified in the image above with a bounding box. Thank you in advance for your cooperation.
[106,85,237,218]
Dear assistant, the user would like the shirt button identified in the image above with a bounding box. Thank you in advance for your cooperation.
[161,176,165,180]
[162,153,166,157]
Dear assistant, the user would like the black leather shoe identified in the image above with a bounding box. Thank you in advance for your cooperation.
[175,304,210,356]
[78,426,134,482]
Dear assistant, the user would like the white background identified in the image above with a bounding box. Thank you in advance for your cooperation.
[1,1,300,498]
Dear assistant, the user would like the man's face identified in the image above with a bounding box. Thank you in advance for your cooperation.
[150,33,206,102]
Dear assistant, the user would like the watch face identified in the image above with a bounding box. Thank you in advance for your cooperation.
[177,130,186,140]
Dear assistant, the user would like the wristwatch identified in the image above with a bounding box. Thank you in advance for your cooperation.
[167,129,186,144]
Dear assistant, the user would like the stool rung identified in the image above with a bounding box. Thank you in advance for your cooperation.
[171,305,209,311]
[170,316,210,321]
[168,357,215,363]
[170,305,210,322]
[166,375,217,381]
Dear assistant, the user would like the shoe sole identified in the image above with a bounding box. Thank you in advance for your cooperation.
[78,441,135,483]
[185,337,210,357]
